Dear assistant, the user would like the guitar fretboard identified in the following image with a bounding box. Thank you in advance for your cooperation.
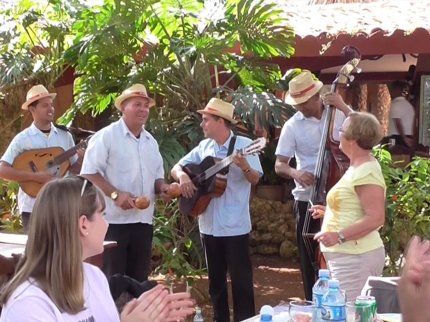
[53,141,87,165]
[204,154,236,179]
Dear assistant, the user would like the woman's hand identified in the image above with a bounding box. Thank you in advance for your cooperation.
[398,236,430,322]
[310,205,326,219]
[164,292,196,322]
[120,285,195,322]
[314,231,338,247]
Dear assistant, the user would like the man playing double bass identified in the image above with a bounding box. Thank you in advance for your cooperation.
[274,70,352,300]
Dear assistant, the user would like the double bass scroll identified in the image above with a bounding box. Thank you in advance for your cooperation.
[302,45,362,277]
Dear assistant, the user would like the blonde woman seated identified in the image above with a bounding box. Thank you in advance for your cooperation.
[311,112,386,301]
[0,176,194,322]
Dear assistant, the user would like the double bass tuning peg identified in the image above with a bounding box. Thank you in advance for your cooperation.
[348,75,355,83]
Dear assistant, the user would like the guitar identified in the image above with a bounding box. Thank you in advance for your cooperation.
[12,136,92,197]
[179,137,267,217]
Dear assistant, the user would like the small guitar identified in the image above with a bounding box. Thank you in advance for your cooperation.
[12,136,92,197]
[179,137,267,217]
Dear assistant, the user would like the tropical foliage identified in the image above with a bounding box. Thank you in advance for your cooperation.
[61,0,296,168]
[0,0,297,284]
[0,0,296,175]
[374,147,430,276]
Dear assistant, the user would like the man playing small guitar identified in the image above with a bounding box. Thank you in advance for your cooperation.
[171,98,263,322]
[0,85,84,231]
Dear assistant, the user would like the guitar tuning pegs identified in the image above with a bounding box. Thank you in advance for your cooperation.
[355,67,362,74]
[348,75,355,82]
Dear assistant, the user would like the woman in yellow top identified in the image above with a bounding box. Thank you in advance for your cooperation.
[312,111,386,301]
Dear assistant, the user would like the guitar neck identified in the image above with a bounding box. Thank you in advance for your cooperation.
[204,154,235,179]
[53,141,86,165]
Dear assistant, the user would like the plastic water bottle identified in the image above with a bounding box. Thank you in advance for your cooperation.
[321,279,346,321]
[260,305,274,321]
[313,269,330,321]
[193,307,204,322]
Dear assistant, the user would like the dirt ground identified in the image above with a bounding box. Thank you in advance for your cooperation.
[161,255,305,321]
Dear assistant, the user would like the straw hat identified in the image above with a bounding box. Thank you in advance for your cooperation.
[22,85,57,110]
[197,98,237,124]
[285,70,323,105]
[114,84,155,110]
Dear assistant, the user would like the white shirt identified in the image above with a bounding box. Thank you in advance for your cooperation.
[275,108,346,201]
[388,96,415,136]
[0,263,119,322]
[80,118,164,224]
[0,123,77,214]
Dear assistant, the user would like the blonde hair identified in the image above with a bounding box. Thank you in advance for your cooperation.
[343,112,383,150]
[0,176,105,314]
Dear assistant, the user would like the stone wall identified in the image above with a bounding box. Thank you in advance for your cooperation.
[249,197,297,259]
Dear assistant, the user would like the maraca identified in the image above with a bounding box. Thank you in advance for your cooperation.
[135,196,150,209]
[167,182,181,198]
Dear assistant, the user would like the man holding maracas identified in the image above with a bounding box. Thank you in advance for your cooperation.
[80,84,177,283]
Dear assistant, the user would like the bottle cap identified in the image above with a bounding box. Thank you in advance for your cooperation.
[319,269,330,278]
[260,305,274,316]
[328,279,340,288]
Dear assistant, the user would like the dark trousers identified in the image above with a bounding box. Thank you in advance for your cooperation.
[294,200,320,301]
[103,223,153,282]
[108,274,158,301]
[389,134,413,147]
[21,212,31,233]
[201,233,255,322]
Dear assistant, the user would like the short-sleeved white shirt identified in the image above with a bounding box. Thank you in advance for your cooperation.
[388,96,415,136]
[0,263,120,322]
[0,123,77,213]
[80,118,164,224]
[275,108,346,201]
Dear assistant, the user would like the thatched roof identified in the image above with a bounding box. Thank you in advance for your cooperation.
[305,0,381,4]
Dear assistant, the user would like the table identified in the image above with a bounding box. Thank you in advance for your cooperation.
[0,232,117,276]
[241,304,290,322]
[241,276,401,321]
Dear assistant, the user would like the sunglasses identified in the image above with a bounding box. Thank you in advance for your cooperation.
[76,175,93,197]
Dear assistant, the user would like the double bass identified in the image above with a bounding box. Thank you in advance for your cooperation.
[302,46,362,278]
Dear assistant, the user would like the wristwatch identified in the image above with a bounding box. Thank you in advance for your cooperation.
[337,231,346,244]
[111,190,119,201]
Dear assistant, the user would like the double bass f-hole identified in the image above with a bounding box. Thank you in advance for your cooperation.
[301,45,362,276]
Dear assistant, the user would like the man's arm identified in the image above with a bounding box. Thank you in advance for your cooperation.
[242,167,260,185]
[0,161,53,184]
[69,160,82,174]
[394,119,414,147]
[232,149,262,185]
[171,164,188,183]
[80,133,135,210]
[274,122,314,186]
[67,133,84,174]
[80,173,117,197]
[323,92,353,117]
[275,155,314,187]
[274,155,296,180]
[391,102,414,147]
[0,136,54,184]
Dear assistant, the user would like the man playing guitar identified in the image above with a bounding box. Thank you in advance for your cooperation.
[171,98,263,322]
[0,85,84,231]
